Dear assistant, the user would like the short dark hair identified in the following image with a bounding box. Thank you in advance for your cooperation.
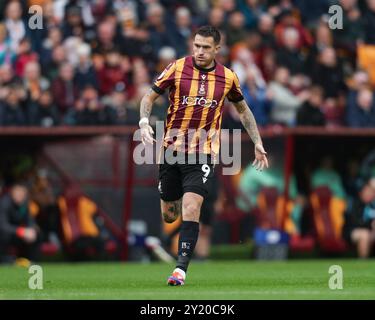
[194,26,221,45]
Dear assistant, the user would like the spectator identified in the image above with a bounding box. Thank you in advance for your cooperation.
[311,47,346,99]
[207,6,225,31]
[92,20,118,56]
[39,27,63,68]
[23,61,49,102]
[97,50,130,96]
[231,45,266,88]
[131,58,151,102]
[0,0,370,132]
[276,27,305,75]
[343,177,375,258]
[242,68,273,126]
[146,3,171,60]
[102,84,138,125]
[358,148,375,184]
[14,38,38,78]
[28,90,60,126]
[44,45,67,81]
[305,22,333,75]
[257,13,276,50]
[294,0,330,26]
[0,23,15,66]
[64,85,117,126]
[221,102,246,131]
[75,42,98,90]
[237,0,265,30]
[169,7,192,58]
[225,11,247,47]
[63,36,85,67]
[269,67,308,126]
[219,0,237,15]
[245,30,263,61]
[311,155,346,199]
[51,62,79,115]
[258,48,277,82]
[117,5,151,59]
[3,1,27,52]
[296,85,326,126]
[62,6,86,39]
[0,63,19,87]
[0,85,27,126]
[274,8,313,50]
[364,0,375,44]
[333,0,364,52]
[346,87,375,127]
[92,0,112,22]
[0,182,40,263]
[30,169,61,244]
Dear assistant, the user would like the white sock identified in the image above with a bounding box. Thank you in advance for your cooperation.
[174,268,186,279]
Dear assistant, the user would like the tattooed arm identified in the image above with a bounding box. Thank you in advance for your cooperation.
[232,99,269,170]
[232,99,262,145]
[140,89,160,119]
[139,89,161,144]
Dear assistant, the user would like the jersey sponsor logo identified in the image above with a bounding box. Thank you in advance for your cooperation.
[181,96,218,108]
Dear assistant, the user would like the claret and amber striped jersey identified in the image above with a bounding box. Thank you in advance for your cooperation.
[152,56,244,155]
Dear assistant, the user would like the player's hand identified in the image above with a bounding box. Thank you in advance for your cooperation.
[140,124,156,145]
[252,143,269,171]
[23,228,37,243]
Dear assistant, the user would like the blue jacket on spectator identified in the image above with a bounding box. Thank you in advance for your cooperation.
[242,85,272,127]
[0,102,26,126]
[346,90,375,128]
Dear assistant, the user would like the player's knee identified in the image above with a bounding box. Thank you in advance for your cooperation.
[162,212,177,224]
[360,230,371,243]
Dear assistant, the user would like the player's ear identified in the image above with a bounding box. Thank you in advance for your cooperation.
[215,45,221,54]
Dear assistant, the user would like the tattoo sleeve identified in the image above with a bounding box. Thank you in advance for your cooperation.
[140,89,154,119]
[233,100,262,145]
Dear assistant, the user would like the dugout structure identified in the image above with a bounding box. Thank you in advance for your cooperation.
[0,126,374,260]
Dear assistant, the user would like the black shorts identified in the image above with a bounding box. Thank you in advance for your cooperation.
[158,159,215,201]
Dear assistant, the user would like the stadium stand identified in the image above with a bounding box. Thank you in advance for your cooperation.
[1,0,375,262]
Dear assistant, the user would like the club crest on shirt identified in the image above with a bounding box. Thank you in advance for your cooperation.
[199,83,206,95]
[199,74,207,95]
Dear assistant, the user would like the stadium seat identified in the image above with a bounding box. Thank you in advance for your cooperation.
[58,184,119,259]
[256,187,296,234]
[40,242,59,256]
[310,186,347,253]
[255,187,315,252]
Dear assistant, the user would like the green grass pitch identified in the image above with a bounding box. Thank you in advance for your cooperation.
[0,260,374,300]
